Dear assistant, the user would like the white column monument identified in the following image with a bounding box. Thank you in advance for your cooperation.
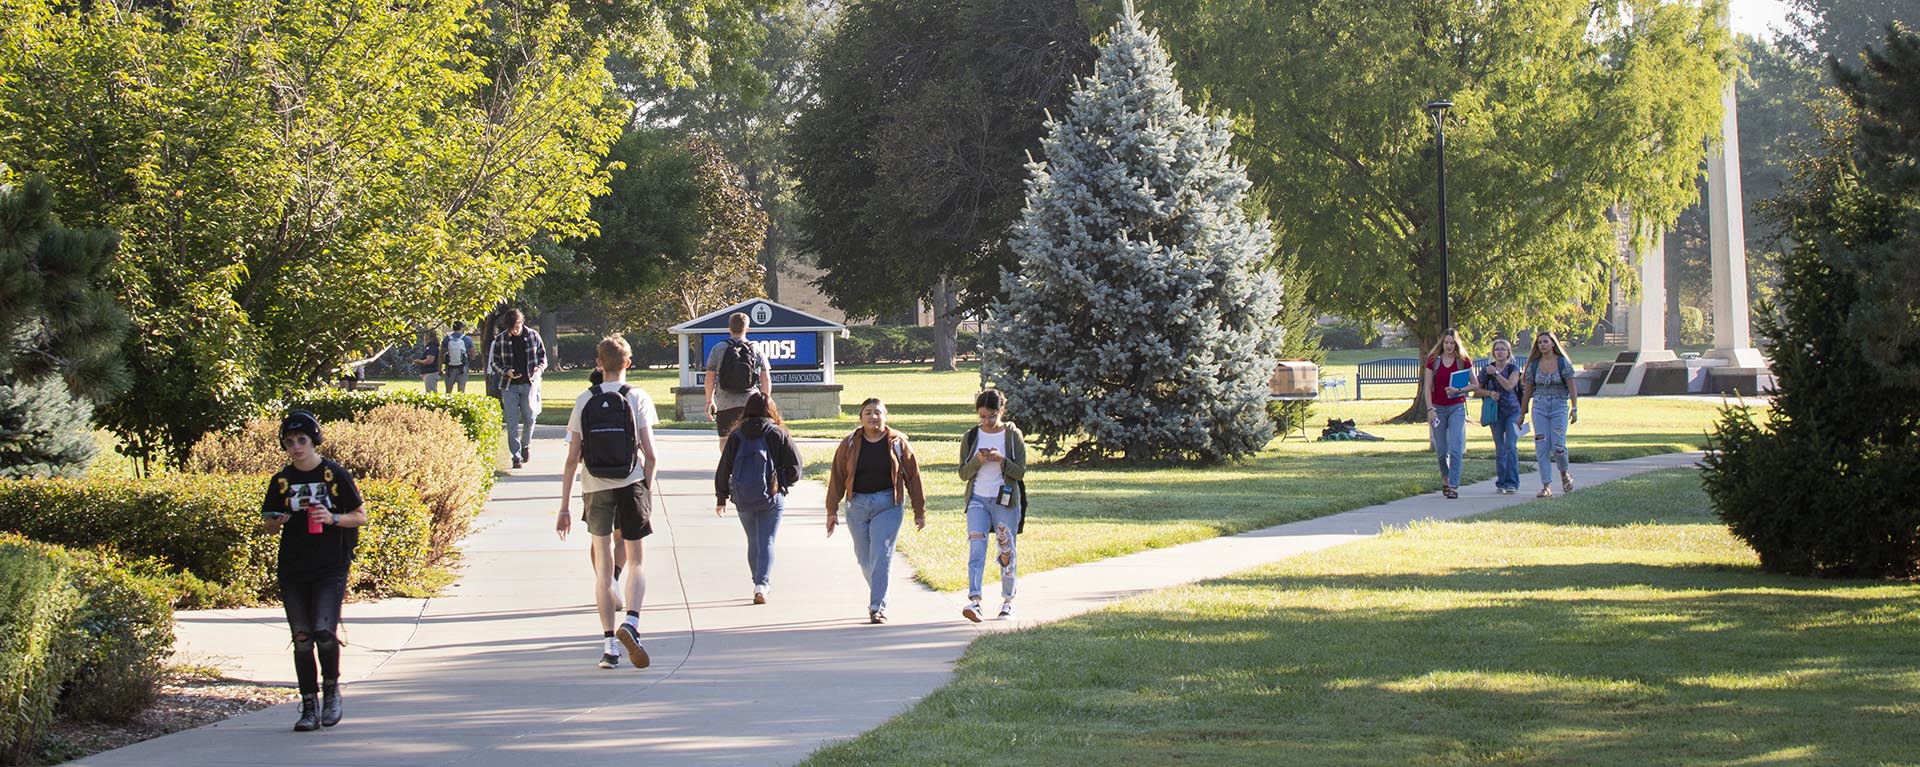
[1599,226,1678,396]
[1704,55,1768,370]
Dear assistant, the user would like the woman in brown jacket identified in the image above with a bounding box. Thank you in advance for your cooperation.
[824,397,928,623]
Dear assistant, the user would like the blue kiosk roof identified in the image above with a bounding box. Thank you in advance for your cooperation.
[669,299,846,335]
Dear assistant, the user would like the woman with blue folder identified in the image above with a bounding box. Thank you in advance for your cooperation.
[1422,329,1473,499]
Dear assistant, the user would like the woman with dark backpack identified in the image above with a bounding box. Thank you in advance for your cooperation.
[714,392,801,605]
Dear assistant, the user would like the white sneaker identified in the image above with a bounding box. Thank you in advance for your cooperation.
[998,602,1016,620]
[616,622,649,669]
[597,638,621,669]
[752,584,768,605]
[961,602,983,623]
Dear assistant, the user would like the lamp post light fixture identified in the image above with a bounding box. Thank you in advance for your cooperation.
[1425,99,1453,332]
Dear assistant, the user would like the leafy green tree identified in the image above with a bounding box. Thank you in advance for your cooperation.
[988,6,1286,464]
[1704,24,1920,579]
[791,0,1095,370]
[0,177,131,477]
[629,0,832,299]
[0,0,624,465]
[1095,0,1735,417]
[1785,0,1919,61]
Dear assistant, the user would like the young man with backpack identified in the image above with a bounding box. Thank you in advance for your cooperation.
[703,312,772,443]
[489,308,547,469]
[713,392,802,605]
[442,321,475,393]
[557,336,658,670]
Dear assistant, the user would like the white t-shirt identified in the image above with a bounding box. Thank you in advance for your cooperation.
[566,381,660,495]
[972,428,1008,499]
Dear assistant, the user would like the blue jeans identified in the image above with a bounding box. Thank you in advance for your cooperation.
[736,495,783,588]
[1430,402,1467,488]
[1490,406,1521,490]
[1533,396,1571,486]
[966,496,1021,601]
[845,491,903,612]
[501,382,533,459]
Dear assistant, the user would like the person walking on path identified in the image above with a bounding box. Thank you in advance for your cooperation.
[442,321,475,393]
[489,308,547,469]
[824,397,927,624]
[1473,338,1525,494]
[1422,329,1474,499]
[704,312,773,443]
[714,392,802,605]
[1521,331,1579,498]
[557,337,659,670]
[258,411,367,732]
[958,389,1029,622]
[410,325,441,393]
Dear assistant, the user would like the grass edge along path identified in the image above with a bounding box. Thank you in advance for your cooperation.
[803,467,1920,767]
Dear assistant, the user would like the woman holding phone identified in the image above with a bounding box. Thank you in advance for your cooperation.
[958,389,1028,622]
[1422,329,1473,499]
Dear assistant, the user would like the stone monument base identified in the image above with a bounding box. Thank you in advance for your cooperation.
[674,384,845,422]
[1596,350,1679,396]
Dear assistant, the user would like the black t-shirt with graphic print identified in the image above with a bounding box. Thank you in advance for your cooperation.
[261,458,364,576]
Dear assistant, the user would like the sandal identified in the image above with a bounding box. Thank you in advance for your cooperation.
[1442,486,1458,499]
[1537,486,1554,498]
[1561,471,1575,494]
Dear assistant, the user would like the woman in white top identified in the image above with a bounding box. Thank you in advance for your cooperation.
[958,389,1029,622]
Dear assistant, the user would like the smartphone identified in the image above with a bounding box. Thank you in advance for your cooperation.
[261,510,290,522]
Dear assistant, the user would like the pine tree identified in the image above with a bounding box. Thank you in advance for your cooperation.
[0,176,130,478]
[985,2,1285,463]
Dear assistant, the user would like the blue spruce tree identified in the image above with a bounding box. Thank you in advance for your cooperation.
[986,2,1286,463]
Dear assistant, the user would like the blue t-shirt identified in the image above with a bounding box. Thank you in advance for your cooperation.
[1527,356,1575,400]
[1479,361,1522,411]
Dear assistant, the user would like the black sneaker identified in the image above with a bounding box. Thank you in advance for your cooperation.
[320,683,343,727]
[512,458,522,469]
[521,447,531,462]
[598,652,619,669]
[616,623,649,669]
[293,695,320,731]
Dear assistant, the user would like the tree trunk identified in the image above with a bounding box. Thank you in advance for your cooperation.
[931,274,960,372]
[1387,329,1436,424]
[539,311,560,367]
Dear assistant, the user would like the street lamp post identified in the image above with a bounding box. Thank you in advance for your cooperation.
[1425,99,1453,332]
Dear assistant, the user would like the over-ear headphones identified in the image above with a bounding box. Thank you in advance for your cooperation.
[279,409,324,447]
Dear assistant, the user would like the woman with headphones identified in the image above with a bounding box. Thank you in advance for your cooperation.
[258,410,368,731]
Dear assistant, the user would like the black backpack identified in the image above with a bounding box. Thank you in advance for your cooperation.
[717,338,758,393]
[580,385,638,479]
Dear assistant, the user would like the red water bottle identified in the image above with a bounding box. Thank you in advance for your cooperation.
[307,502,325,535]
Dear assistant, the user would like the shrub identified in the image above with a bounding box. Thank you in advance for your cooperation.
[0,378,98,479]
[0,475,434,605]
[0,540,76,765]
[190,405,485,560]
[838,326,980,365]
[287,389,501,492]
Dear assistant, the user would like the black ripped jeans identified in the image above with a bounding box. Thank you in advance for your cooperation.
[281,568,348,695]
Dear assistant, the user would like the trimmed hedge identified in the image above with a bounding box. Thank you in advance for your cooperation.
[289,389,502,491]
[0,535,176,764]
[837,326,979,365]
[0,475,433,607]
[190,405,486,561]
[0,541,74,765]
[552,332,676,370]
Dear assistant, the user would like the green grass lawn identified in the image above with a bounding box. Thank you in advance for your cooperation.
[805,468,1920,767]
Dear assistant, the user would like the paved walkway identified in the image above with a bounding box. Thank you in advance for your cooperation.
[81,431,1702,766]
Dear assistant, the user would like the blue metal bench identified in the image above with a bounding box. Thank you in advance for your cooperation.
[1355,356,1489,399]
[1355,357,1420,399]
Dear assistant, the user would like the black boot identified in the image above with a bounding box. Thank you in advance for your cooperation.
[294,694,320,731]
[320,682,343,727]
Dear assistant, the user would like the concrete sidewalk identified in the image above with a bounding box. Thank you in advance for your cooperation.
[87,431,1703,766]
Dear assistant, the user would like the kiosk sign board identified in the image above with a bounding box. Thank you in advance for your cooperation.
[696,332,826,385]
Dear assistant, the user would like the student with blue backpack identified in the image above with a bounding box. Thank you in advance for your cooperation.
[557,337,659,670]
[714,391,802,605]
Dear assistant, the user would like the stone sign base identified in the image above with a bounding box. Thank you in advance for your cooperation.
[673,384,845,422]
